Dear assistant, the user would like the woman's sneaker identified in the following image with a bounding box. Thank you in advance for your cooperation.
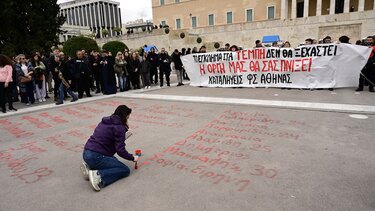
[89,170,102,191]
[80,162,90,180]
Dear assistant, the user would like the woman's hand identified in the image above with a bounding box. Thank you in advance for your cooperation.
[133,155,139,162]
[4,82,9,87]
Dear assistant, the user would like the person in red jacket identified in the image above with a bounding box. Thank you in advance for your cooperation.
[81,105,139,191]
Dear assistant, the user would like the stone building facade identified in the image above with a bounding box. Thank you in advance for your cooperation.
[152,0,374,29]
[96,0,375,51]
[60,0,122,39]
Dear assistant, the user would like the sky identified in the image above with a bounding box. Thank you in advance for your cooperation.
[57,0,153,24]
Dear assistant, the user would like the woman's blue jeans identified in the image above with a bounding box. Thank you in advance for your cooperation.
[117,74,127,91]
[83,149,130,187]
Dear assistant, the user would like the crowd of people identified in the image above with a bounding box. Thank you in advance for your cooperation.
[0,46,193,113]
[1,34,374,113]
[214,35,375,92]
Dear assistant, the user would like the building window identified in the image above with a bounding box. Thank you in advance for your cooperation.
[161,20,166,27]
[160,0,165,6]
[208,14,214,26]
[267,6,275,20]
[227,11,233,24]
[176,18,181,29]
[175,0,180,3]
[246,9,253,22]
[192,16,197,28]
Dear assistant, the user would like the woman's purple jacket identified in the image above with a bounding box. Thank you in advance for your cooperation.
[84,115,134,161]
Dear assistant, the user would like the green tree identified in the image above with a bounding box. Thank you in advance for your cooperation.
[63,36,99,58]
[102,41,128,54]
[0,0,65,56]
[102,29,109,37]
[113,27,122,36]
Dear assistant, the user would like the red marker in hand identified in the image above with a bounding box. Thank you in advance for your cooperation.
[134,150,141,170]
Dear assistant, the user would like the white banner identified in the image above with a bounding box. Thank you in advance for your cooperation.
[181,44,372,88]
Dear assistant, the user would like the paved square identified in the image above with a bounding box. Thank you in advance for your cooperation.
[1,92,375,210]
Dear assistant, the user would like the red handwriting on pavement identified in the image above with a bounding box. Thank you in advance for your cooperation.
[21,115,52,129]
[94,100,139,109]
[142,104,202,119]
[0,141,53,184]
[44,134,84,153]
[0,119,34,138]
[142,154,251,192]
[136,109,304,192]
[75,105,105,114]
[38,112,69,124]
[59,108,93,119]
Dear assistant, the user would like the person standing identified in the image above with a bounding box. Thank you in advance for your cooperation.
[172,49,184,86]
[46,49,61,98]
[183,48,190,80]
[356,36,375,92]
[114,52,127,92]
[100,51,117,95]
[15,54,35,106]
[50,53,62,101]
[29,53,47,102]
[89,50,102,94]
[69,50,92,98]
[128,52,141,89]
[139,52,151,89]
[0,55,17,113]
[80,105,139,191]
[147,47,159,84]
[199,46,207,53]
[55,55,78,105]
[158,48,172,87]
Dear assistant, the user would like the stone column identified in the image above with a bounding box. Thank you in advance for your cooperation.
[116,5,121,27]
[281,0,288,19]
[358,0,365,11]
[344,0,350,12]
[111,4,115,27]
[89,4,93,27]
[73,7,77,25]
[304,0,309,17]
[316,0,322,16]
[97,3,102,38]
[84,5,88,26]
[67,9,71,25]
[291,0,297,19]
[329,0,336,15]
[64,9,68,24]
[103,3,108,29]
[77,7,82,26]
[118,8,122,26]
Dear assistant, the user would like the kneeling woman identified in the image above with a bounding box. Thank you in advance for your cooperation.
[81,105,138,191]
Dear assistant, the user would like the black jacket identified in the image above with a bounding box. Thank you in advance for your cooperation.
[172,52,183,70]
[158,53,171,71]
[69,58,91,79]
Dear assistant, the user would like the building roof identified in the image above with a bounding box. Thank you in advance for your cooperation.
[60,0,120,8]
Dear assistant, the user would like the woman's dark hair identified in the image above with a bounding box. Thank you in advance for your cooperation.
[0,54,14,67]
[113,105,132,127]
[31,53,41,67]
[230,45,239,51]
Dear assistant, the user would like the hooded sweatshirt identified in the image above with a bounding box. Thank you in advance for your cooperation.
[84,115,134,161]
